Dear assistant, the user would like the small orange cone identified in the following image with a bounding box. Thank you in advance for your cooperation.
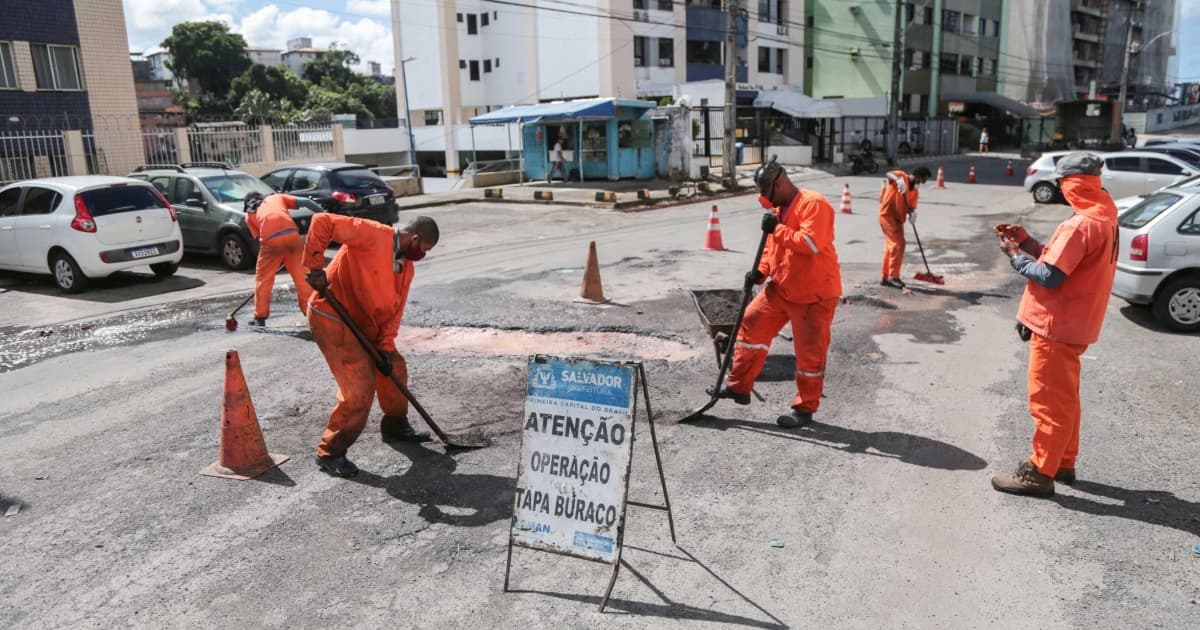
[702,205,725,251]
[200,349,288,480]
[967,163,977,184]
[839,183,853,214]
[935,166,946,189]
[575,241,610,304]
[1006,160,1014,177]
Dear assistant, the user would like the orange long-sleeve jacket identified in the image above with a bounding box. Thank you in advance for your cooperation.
[1016,175,1118,346]
[247,194,299,242]
[878,170,919,224]
[757,189,843,303]
[303,213,413,352]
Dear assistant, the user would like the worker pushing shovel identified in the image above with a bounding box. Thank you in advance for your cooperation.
[682,156,843,428]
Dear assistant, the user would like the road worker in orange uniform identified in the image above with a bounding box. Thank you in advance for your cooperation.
[877,166,932,288]
[302,213,440,477]
[244,192,312,326]
[708,158,842,428]
[991,152,1118,497]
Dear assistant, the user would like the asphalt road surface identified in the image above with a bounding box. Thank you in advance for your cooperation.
[1,165,1196,628]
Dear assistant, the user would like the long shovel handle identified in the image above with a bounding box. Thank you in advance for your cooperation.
[319,289,453,445]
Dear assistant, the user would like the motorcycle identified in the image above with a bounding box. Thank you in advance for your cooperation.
[849,149,879,175]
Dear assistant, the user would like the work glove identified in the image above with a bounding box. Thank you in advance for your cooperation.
[994,223,1029,244]
[745,269,765,286]
[375,351,393,377]
[908,210,916,224]
[760,212,779,234]
[306,268,329,296]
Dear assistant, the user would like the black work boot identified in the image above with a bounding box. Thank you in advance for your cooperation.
[249,317,267,327]
[381,415,431,443]
[1054,468,1076,485]
[991,459,1054,497]
[706,385,750,405]
[776,408,813,428]
[316,455,359,477]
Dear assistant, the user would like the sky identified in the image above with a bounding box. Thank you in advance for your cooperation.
[124,0,1200,86]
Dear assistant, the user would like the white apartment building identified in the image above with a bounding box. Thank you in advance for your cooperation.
[282,37,323,76]
[245,46,283,68]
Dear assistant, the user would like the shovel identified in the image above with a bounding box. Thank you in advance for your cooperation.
[320,289,491,449]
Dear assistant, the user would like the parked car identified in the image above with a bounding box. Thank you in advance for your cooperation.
[0,176,183,293]
[1135,143,1200,169]
[1023,151,1072,203]
[1099,151,1198,201]
[260,162,399,225]
[1112,187,1200,332]
[1113,173,1200,211]
[128,163,319,270]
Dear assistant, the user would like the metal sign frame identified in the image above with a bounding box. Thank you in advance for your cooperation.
[503,356,676,612]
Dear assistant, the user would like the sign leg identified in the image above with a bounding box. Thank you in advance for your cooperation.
[503,537,514,592]
[638,364,677,544]
[599,546,624,611]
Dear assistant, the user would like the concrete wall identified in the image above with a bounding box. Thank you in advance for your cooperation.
[770,144,814,166]
[1129,104,1200,134]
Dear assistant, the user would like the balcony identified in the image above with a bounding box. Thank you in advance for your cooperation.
[686,63,748,82]
[1072,29,1102,43]
[686,6,726,42]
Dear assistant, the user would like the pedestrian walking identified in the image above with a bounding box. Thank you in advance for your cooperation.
[877,167,931,289]
[302,213,441,477]
[979,128,990,153]
[991,152,1118,497]
[547,135,567,183]
[244,192,311,326]
[707,159,843,428]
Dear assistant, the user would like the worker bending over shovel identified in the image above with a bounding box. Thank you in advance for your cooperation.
[244,192,312,326]
[303,213,440,477]
[878,166,931,288]
[991,152,1117,497]
[709,160,842,428]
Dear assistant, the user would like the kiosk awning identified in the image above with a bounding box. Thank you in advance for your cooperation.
[468,98,656,126]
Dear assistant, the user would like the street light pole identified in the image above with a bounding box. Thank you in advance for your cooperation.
[887,0,904,166]
[400,56,422,194]
[1112,0,1142,144]
[723,0,739,183]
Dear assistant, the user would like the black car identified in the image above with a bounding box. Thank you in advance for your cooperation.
[261,162,399,225]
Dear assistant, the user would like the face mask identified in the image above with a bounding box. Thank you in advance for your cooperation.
[757,194,775,210]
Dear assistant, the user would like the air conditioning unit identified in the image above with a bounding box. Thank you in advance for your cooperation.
[849,47,860,58]
[658,59,673,67]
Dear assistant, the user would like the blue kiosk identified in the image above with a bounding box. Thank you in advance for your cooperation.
[468,98,659,181]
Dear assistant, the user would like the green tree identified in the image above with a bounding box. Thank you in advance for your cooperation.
[234,89,281,123]
[229,65,308,110]
[162,21,251,99]
[346,81,397,120]
[302,49,360,91]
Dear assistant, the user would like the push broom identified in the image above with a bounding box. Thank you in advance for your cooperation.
[898,189,944,285]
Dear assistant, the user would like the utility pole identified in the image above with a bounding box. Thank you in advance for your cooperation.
[1112,0,1141,144]
[887,0,904,166]
[723,0,738,182]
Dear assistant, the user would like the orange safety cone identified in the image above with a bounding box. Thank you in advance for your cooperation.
[967,163,977,184]
[702,205,725,251]
[839,183,853,214]
[200,349,288,480]
[1006,160,1014,177]
[575,241,610,304]
[935,166,946,189]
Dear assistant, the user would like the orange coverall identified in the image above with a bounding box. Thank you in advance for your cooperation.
[726,189,843,412]
[246,194,311,320]
[1014,174,1117,476]
[303,213,414,458]
[878,170,919,280]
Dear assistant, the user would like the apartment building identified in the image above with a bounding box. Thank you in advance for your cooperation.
[246,47,283,68]
[282,37,325,76]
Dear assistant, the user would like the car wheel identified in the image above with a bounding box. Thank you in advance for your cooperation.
[860,139,873,152]
[50,251,89,294]
[1032,182,1058,204]
[220,233,253,271]
[150,261,179,277]
[1152,275,1200,332]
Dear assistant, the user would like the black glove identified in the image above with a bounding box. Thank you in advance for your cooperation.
[745,269,765,286]
[761,212,779,233]
[306,268,328,296]
[376,351,393,376]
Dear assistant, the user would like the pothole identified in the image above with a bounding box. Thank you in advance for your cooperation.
[395,326,699,361]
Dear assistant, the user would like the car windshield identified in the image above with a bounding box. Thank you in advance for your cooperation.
[79,185,167,217]
[1119,193,1182,229]
[331,168,387,189]
[201,174,275,204]
[1167,173,1200,189]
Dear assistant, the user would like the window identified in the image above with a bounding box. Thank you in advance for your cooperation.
[459,59,466,69]
[806,55,813,70]
[494,11,498,20]
[775,48,784,75]
[758,0,778,22]
[993,21,1000,37]
[457,13,462,22]
[1106,157,1141,172]
[31,44,83,90]
[958,56,972,75]
[963,14,977,35]
[424,110,442,126]
[942,10,960,33]
[261,170,291,191]
[1178,209,1200,234]
[978,18,988,36]
[0,187,20,216]
[484,59,492,73]
[987,59,997,75]
[468,60,480,81]
[658,38,674,67]
[940,53,957,75]
[634,36,647,67]
[904,48,914,69]
[481,12,489,26]
[1147,158,1188,175]
[21,187,60,215]
[687,40,721,65]
[634,0,647,8]
[657,0,673,10]
[78,186,165,216]
[923,7,934,24]
[495,58,500,68]
[1119,193,1180,228]
[172,178,198,204]
[148,176,171,196]
[0,42,16,89]
[758,46,771,73]
[467,14,477,35]
[904,3,915,23]
[290,169,322,191]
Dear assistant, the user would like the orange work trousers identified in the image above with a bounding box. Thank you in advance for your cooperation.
[308,308,410,457]
[879,219,906,280]
[1027,333,1088,476]
[726,284,838,413]
[254,231,312,320]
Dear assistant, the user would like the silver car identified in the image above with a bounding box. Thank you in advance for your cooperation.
[1113,187,1200,332]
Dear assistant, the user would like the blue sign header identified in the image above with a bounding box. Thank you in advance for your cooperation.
[526,356,635,409]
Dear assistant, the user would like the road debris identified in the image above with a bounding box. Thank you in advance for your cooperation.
[769,539,785,548]
[5,503,21,517]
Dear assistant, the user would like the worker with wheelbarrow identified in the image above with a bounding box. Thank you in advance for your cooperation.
[708,159,843,428]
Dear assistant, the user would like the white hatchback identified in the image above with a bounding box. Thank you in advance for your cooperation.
[0,176,184,293]
[1113,187,1200,332]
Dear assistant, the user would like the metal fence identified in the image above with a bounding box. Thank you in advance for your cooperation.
[0,130,69,184]
[273,124,333,164]
[188,125,263,166]
[141,128,179,166]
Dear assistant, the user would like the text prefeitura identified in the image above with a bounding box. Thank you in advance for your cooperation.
[524,412,627,446]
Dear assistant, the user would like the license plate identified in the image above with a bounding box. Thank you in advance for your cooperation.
[131,246,160,259]
[368,194,385,206]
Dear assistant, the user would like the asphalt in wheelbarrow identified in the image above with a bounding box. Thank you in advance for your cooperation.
[692,289,743,329]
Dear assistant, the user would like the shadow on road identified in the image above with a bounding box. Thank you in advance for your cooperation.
[1053,480,1200,537]
[1117,304,1199,336]
[0,270,205,303]
[254,466,297,487]
[347,441,513,527]
[691,416,988,471]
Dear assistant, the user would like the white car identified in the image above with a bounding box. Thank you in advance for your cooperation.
[0,176,184,293]
[1114,173,1200,211]
[1025,150,1198,204]
[1023,151,1072,203]
[1112,187,1200,332]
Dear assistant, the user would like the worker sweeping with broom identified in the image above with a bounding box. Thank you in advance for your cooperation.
[302,213,440,477]
[707,159,842,428]
[244,192,312,327]
[878,166,932,288]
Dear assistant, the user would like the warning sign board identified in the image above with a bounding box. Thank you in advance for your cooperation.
[510,356,636,563]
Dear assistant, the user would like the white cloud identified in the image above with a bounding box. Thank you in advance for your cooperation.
[346,0,391,17]
[1183,0,1200,19]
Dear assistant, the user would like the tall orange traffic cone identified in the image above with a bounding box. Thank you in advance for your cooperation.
[839,183,853,214]
[200,349,288,480]
[702,205,725,251]
[1006,160,1014,177]
[935,166,946,189]
[575,241,610,304]
[967,163,977,184]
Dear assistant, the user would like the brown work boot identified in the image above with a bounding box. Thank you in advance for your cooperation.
[1054,468,1076,485]
[991,459,1054,497]
[381,415,431,443]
